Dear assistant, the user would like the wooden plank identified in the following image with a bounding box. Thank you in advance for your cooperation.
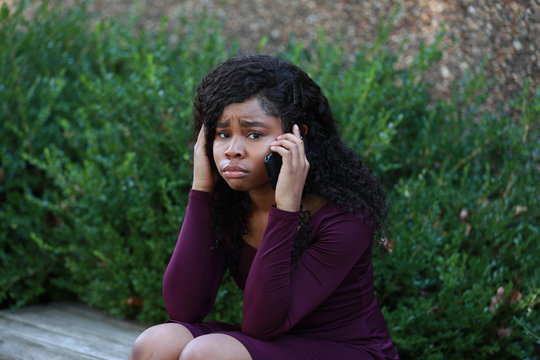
[1,303,143,346]
[0,328,98,360]
[0,303,147,360]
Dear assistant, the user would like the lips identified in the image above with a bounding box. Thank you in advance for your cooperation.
[222,164,248,178]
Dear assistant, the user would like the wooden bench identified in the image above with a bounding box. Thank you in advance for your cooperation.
[0,302,146,360]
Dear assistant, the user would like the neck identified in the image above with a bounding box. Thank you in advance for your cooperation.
[248,187,276,213]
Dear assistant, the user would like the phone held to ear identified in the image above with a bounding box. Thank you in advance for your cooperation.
[264,124,306,190]
[264,151,282,189]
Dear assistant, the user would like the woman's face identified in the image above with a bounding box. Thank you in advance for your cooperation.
[213,98,283,193]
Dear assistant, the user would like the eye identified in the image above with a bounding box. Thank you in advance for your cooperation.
[216,132,229,139]
[248,132,262,139]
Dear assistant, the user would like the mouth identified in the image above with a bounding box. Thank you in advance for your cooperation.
[222,165,248,179]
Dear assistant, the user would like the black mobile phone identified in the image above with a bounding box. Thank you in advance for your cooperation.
[264,125,306,189]
[264,151,282,189]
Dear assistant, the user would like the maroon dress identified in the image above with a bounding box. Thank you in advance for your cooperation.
[163,190,398,359]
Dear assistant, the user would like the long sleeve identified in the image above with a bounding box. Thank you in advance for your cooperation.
[162,189,227,322]
[241,206,373,339]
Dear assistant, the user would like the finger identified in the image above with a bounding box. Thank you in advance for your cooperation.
[272,136,305,159]
[278,130,303,142]
[271,140,300,166]
[292,124,302,139]
[197,125,206,143]
[275,135,305,151]
[269,144,289,158]
[195,125,208,154]
[272,138,298,150]
[271,141,305,168]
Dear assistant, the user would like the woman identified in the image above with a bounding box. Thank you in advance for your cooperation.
[130,55,398,360]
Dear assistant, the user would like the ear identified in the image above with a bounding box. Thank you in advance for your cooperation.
[300,124,308,137]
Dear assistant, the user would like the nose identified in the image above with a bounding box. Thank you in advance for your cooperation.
[224,137,245,159]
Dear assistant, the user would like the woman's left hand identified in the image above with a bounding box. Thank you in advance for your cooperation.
[270,124,310,212]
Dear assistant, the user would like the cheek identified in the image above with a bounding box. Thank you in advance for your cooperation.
[251,143,270,164]
[259,138,275,153]
[212,142,224,158]
[253,143,273,168]
[212,143,224,169]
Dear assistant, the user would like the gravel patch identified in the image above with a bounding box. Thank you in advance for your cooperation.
[7,0,539,108]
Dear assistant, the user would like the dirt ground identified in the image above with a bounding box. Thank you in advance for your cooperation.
[5,0,540,107]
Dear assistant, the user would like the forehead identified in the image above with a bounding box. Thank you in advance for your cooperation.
[217,98,281,128]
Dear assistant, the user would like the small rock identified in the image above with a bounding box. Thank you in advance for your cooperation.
[498,327,513,339]
[513,39,523,51]
[514,205,528,216]
[459,208,470,221]
[441,65,451,78]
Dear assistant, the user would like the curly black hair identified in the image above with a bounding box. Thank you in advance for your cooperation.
[192,54,387,266]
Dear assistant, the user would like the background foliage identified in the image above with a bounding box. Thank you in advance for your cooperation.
[1,1,538,359]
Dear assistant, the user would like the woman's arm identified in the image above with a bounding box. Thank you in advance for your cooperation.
[162,189,227,323]
[163,125,225,322]
[241,207,373,339]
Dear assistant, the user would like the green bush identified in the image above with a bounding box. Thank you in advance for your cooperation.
[0,0,236,322]
[1,1,538,359]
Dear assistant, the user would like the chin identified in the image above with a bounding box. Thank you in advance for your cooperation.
[226,184,248,191]
[223,179,250,192]
[223,179,272,193]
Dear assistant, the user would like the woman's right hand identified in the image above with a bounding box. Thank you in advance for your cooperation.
[192,125,217,192]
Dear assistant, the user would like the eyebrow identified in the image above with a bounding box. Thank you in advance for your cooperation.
[216,119,271,129]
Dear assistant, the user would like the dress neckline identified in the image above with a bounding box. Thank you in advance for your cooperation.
[243,201,334,251]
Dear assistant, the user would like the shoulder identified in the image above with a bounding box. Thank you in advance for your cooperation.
[301,202,374,261]
[311,202,374,243]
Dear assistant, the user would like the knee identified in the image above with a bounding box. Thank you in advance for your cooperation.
[130,327,160,360]
[179,342,207,360]
[130,324,192,360]
[179,335,251,360]
[180,338,219,360]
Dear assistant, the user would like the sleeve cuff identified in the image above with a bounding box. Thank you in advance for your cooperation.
[269,206,300,220]
[189,189,213,201]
